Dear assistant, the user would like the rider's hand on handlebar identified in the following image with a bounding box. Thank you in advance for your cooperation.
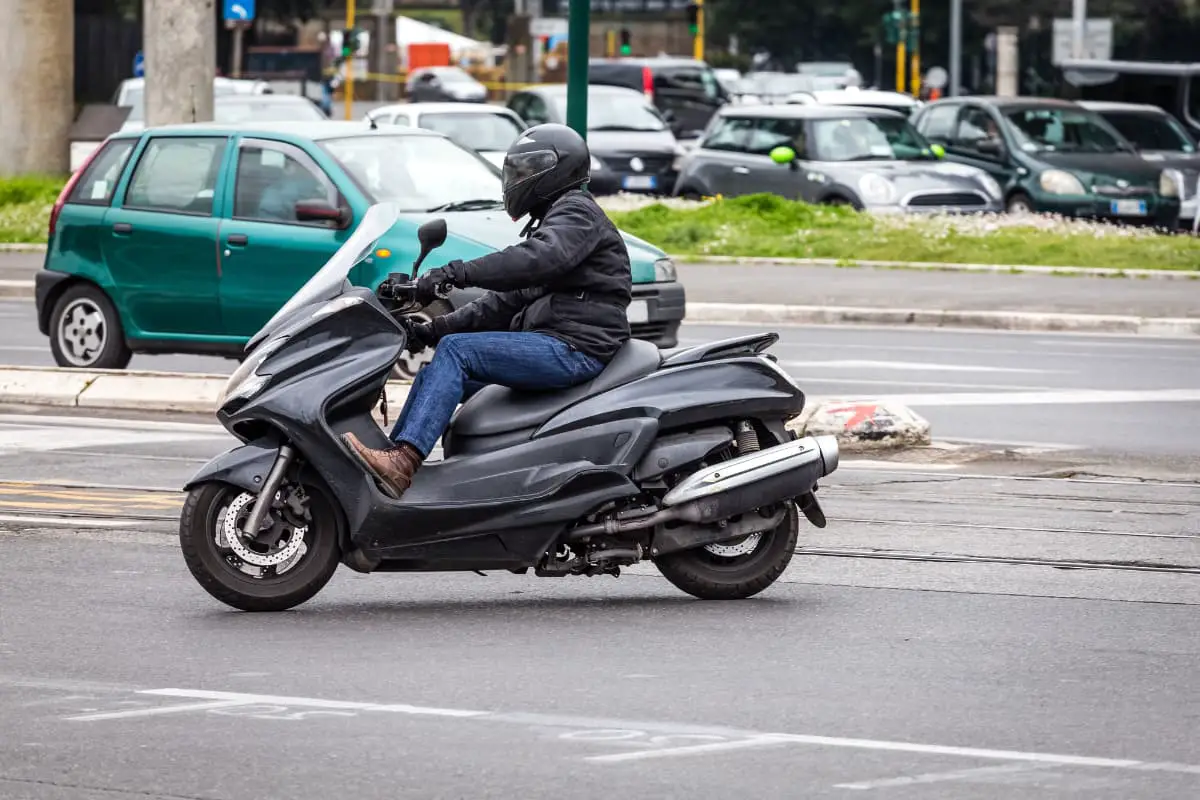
[405,320,436,354]
[415,267,454,306]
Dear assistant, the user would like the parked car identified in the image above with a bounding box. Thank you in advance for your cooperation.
[736,72,815,105]
[34,122,686,377]
[587,57,729,140]
[364,102,525,168]
[796,61,863,90]
[713,68,743,96]
[1078,101,1199,230]
[405,67,488,103]
[507,84,681,195]
[791,88,922,118]
[112,76,272,111]
[119,93,327,134]
[912,96,1182,226]
[672,105,1004,214]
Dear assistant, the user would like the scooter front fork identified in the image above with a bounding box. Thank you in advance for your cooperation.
[241,444,296,539]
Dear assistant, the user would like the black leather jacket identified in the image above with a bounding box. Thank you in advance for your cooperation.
[430,190,633,363]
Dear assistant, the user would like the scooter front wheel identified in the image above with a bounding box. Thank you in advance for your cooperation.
[179,480,341,612]
[653,502,800,600]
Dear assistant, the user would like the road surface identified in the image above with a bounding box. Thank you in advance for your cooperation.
[0,409,1196,799]
[4,298,1200,459]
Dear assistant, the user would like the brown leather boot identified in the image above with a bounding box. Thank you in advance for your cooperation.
[341,432,423,499]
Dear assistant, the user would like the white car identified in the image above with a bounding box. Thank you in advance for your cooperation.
[787,88,922,118]
[365,102,526,168]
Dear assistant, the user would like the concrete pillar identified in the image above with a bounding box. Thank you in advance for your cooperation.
[0,0,74,176]
[994,26,1019,98]
[144,0,217,127]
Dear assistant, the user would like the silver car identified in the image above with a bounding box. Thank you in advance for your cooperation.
[672,105,1004,214]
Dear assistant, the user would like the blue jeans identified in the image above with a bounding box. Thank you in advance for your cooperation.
[390,332,605,456]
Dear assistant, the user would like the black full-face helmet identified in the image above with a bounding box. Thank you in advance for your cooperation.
[501,123,590,221]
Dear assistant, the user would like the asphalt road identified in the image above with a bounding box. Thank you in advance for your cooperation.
[0,410,1197,799]
[4,298,1200,460]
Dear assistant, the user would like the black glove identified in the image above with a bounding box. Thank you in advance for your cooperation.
[405,320,437,354]
[415,266,457,306]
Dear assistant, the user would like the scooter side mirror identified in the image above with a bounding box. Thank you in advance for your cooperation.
[413,218,448,272]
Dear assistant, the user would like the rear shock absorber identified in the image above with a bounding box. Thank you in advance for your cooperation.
[735,420,760,454]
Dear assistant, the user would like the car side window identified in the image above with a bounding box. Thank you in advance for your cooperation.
[749,118,807,157]
[69,139,136,205]
[954,106,1001,147]
[522,95,550,125]
[701,117,755,152]
[123,136,228,215]
[917,104,959,141]
[233,139,338,226]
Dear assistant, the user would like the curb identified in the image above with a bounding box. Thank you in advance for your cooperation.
[678,255,1200,280]
[0,367,928,452]
[686,302,1200,338]
[0,280,30,299]
[4,242,1198,279]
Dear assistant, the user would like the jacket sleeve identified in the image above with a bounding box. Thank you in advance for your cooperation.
[431,288,542,337]
[453,199,604,292]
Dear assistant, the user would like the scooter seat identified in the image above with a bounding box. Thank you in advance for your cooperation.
[450,338,663,437]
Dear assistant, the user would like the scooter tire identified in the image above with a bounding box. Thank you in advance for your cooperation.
[179,480,341,612]
[653,502,799,600]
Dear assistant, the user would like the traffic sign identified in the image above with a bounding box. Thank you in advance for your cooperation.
[132,50,144,78]
[223,0,255,22]
[1051,18,1112,65]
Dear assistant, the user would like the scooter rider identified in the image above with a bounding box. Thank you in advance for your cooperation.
[342,123,634,499]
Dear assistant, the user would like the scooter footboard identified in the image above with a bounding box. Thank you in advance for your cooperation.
[184,441,280,495]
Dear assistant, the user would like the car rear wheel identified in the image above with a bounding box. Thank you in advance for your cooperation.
[1006,192,1035,215]
[49,283,132,370]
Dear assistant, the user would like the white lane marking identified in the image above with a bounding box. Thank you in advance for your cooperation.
[0,345,49,352]
[838,461,962,472]
[586,736,790,762]
[66,699,253,721]
[141,688,487,718]
[0,514,148,528]
[854,388,1200,407]
[783,360,1055,374]
[0,414,225,435]
[0,427,225,453]
[835,762,1059,790]
[125,688,1200,776]
[796,377,1058,391]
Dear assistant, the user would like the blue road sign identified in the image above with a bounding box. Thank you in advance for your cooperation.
[133,50,144,77]
[223,0,255,21]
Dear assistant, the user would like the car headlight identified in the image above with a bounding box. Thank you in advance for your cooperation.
[1160,169,1182,198]
[1039,169,1086,195]
[653,257,677,282]
[857,172,897,205]
[218,335,290,408]
[978,174,1003,200]
[590,155,603,171]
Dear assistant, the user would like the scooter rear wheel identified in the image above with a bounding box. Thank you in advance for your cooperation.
[179,480,341,612]
[653,502,800,600]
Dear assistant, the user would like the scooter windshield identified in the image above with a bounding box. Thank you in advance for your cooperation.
[248,202,401,349]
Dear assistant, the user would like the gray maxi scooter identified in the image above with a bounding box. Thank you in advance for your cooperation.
[179,203,839,612]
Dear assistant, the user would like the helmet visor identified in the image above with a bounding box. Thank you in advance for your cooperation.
[503,149,558,186]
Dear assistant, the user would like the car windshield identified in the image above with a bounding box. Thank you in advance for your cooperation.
[810,115,935,161]
[321,134,503,212]
[798,62,854,77]
[1004,107,1127,153]
[121,84,243,121]
[552,92,666,132]
[1100,111,1196,153]
[215,99,326,123]
[431,69,473,83]
[418,112,524,152]
[255,202,400,341]
[747,73,813,96]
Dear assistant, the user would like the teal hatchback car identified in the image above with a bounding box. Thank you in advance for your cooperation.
[35,121,686,376]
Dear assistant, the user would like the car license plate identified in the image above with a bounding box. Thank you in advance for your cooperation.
[1111,199,1147,216]
[622,175,657,191]
[627,300,649,324]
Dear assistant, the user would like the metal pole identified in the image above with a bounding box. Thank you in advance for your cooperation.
[693,0,705,62]
[949,0,961,95]
[909,0,920,96]
[1071,0,1087,59]
[344,0,356,121]
[566,0,590,138]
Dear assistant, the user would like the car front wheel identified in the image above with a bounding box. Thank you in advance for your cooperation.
[49,283,132,370]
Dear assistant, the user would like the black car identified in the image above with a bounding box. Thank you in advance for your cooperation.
[507,84,681,196]
[587,57,728,140]
[1079,101,1199,229]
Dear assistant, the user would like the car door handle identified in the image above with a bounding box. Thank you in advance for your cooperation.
[732,166,750,174]
[227,234,249,246]
[112,222,133,234]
